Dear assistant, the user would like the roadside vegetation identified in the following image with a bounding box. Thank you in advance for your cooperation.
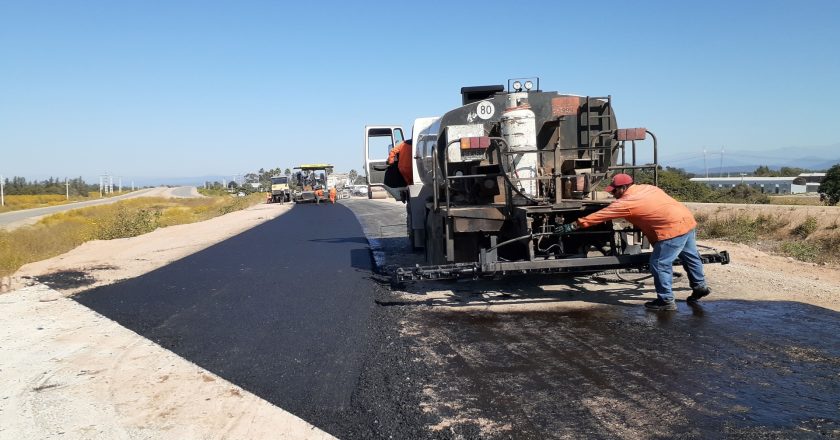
[695,211,840,265]
[0,193,264,278]
[0,193,133,213]
[630,165,840,264]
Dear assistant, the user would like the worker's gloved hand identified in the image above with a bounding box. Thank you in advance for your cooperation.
[556,222,579,235]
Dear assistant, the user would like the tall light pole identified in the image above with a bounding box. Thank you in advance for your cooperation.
[1,175,4,207]
[719,146,725,178]
[65,178,70,200]
[703,148,708,178]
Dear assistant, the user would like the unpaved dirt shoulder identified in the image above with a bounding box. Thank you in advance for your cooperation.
[0,203,335,440]
[699,238,840,311]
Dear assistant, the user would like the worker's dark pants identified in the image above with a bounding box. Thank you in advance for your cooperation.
[649,229,706,302]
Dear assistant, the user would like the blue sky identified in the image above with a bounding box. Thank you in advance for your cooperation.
[2,0,838,182]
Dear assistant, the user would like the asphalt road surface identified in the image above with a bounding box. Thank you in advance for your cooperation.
[72,200,840,439]
[74,203,423,438]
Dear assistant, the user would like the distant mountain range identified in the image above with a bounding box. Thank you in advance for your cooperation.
[662,143,840,175]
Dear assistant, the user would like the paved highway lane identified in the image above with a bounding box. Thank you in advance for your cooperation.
[73,203,425,438]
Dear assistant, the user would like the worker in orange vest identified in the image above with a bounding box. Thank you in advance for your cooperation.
[556,173,711,311]
[387,139,413,186]
[329,187,337,204]
[314,187,324,204]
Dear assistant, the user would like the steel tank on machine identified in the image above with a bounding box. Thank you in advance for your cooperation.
[500,92,538,197]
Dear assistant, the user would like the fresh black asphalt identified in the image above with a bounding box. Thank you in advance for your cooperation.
[74,203,429,438]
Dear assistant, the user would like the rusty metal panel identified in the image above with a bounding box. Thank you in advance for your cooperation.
[551,97,579,117]
[617,128,647,141]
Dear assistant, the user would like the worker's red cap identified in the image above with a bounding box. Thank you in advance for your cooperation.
[605,173,633,193]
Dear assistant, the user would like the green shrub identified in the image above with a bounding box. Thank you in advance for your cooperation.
[706,184,770,204]
[779,241,820,262]
[95,206,161,240]
[817,233,840,263]
[697,213,788,242]
[818,163,840,205]
[791,216,818,239]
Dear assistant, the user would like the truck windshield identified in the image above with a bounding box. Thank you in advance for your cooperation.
[271,177,288,184]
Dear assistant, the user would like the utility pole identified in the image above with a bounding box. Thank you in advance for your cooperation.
[99,176,104,198]
[1,175,4,207]
[703,148,708,178]
[65,178,70,200]
[719,147,725,178]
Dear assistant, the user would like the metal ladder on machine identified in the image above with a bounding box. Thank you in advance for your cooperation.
[582,96,614,186]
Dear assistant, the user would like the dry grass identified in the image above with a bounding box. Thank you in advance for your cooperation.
[0,193,130,213]
[696,210,840,264]
[0,194,264,278]
[768,195,824,206]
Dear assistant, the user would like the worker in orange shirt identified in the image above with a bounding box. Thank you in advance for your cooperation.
[387,139,413,186]
[314,187,324,204]
[328,187,336,204]
[557,173,711,311]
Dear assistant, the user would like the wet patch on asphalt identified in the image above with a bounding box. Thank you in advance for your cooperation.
[404,300,839,438]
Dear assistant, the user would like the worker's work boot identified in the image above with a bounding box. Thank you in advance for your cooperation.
[687,286,712,302]
[644,298,677,311]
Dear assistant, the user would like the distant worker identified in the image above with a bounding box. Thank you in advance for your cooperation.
[385,139,413,187]
[266,192,272,204]
[557,173,711,311]
[314,187,324,204]
[329,187,336,204]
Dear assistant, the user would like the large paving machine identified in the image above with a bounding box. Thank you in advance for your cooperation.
[364,78,729,282]
[293,164,332,203]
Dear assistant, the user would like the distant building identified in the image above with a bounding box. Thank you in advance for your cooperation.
[797,173,826,182]
[327,173,352,189]
[797,173,826,193]
[689,177,807,194]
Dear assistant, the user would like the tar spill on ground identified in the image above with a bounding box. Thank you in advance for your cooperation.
[33,270,96,290]
[402,300,839,439]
